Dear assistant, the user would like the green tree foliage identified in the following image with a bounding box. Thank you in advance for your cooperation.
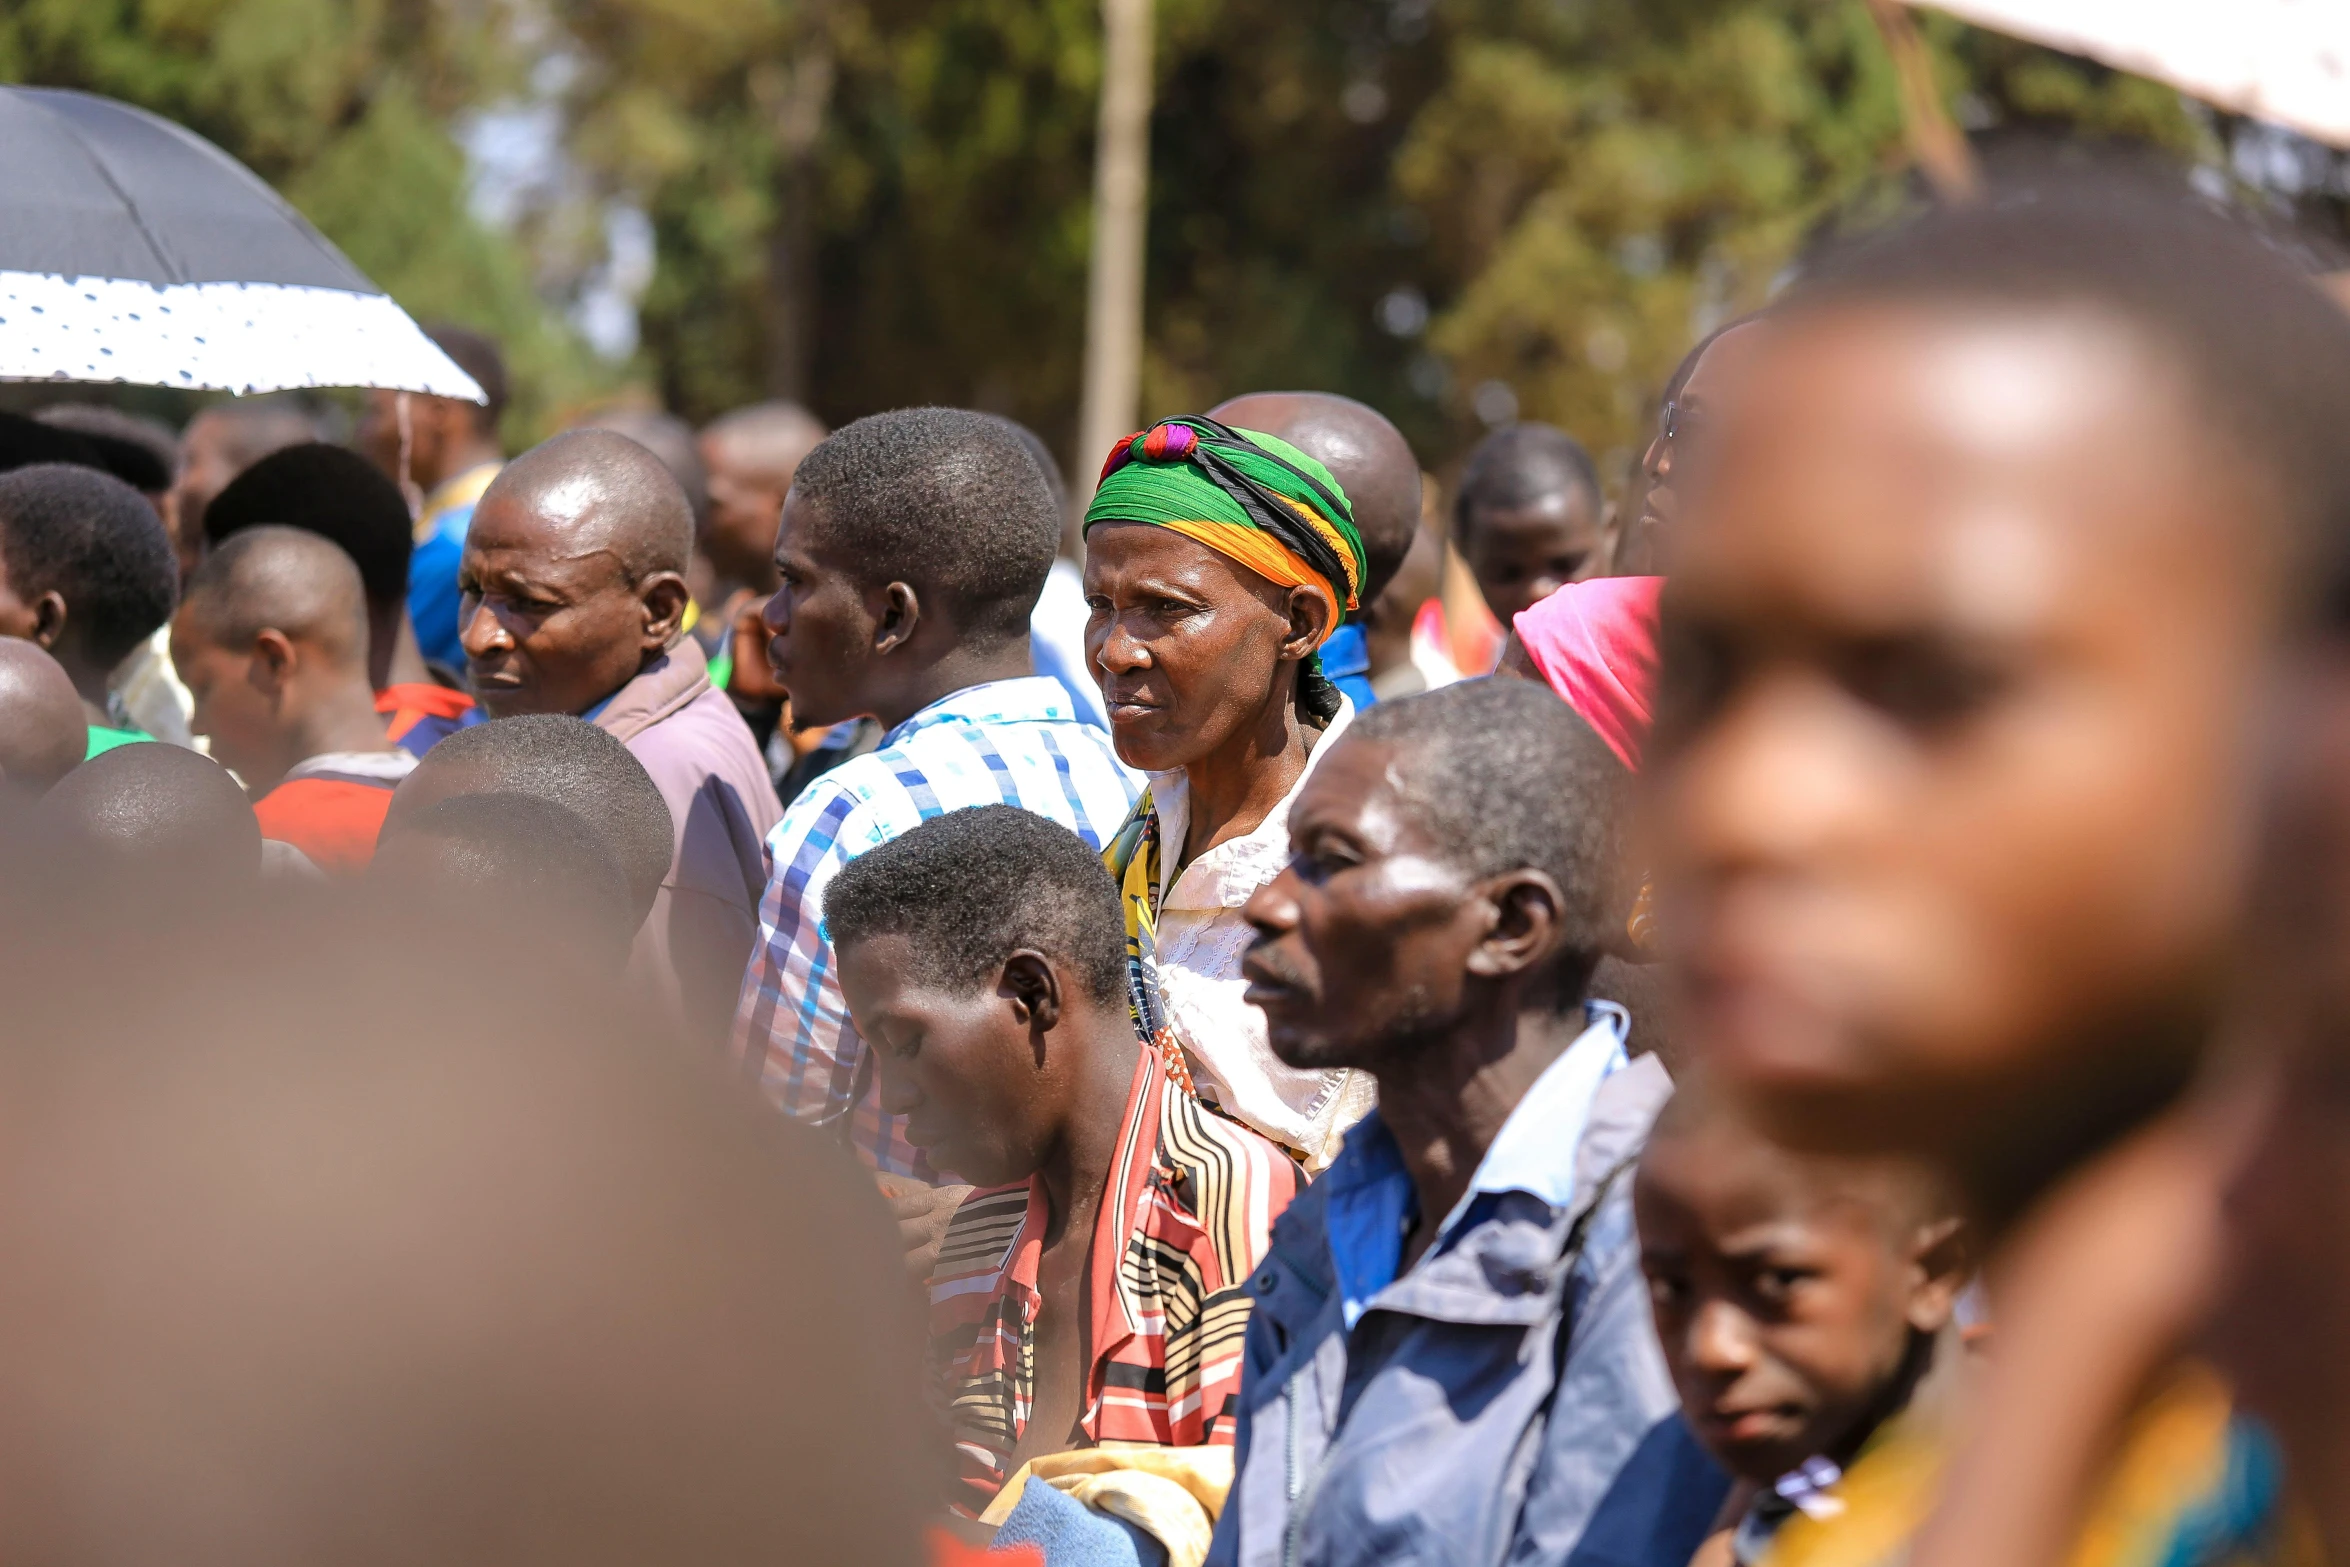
[0,0,604,440]
[559,0,2211,480]
[6,0,2239,480]
[1395,0,2208,476]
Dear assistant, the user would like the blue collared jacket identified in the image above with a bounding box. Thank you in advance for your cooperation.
[1206,1042,1721,1567]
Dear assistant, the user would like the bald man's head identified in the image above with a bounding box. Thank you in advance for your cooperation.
[0,641,86,792]
[40,743,260,886]
[484,430,696,581]
[1209,391,1422,601]
[459,432,698,719]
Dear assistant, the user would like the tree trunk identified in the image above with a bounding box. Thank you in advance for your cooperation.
[1073,0,1154,531]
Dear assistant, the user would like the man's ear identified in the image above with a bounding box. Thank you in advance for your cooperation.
[1001,949,1064,1037]
[249,628,297,697]
[1464,868,1567,982]
[1279,584,1339,662]
[1905,1214,1973,1334]
[27,590,66,652]
[637,569,690,649]
[875,581,922,656]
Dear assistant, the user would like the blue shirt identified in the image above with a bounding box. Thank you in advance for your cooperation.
[1320,622,1376,711]
[728,677,1142,1178]
[1325,1002,1630,1329]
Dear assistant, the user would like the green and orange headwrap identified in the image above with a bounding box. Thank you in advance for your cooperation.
[1082,418,1368,641]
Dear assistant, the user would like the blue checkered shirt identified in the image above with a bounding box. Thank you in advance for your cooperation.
[729,677,1142,1179]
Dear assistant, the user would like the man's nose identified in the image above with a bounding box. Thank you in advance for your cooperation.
[1242,864,1303,939]
[871,1055,919,1119]
[1686,1298,1759,1376]
[761,591,789,636]
[1656,673,1872,892]
[458,598,512,659]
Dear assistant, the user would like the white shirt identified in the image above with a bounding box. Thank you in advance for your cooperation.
[1143,697,1376,1170]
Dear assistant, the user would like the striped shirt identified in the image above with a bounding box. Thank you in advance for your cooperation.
[928,1045,1302,1516]
[729,677,1141,1177]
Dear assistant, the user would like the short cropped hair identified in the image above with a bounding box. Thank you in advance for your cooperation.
[180,526,370,671]
[790,408,1060,644]
[387,715,674,924]
[40,742,260,883]
[204,443,414,614]
[822,804,1126,1007]
[1785,172,2350,612]
[423,324,509,427]
[0,464,178,670]
[1348,679,1628,1007]
[378,792,635,952]
[1454,423,1602,542]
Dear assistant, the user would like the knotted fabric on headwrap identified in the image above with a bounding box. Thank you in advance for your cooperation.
[1083,418,1368,628]
[1511,576,1664,770]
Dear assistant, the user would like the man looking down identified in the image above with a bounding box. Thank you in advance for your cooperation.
[171,527,416,875]
[1213,678,1693,1567]
[826,805,1297,1521]
[459,430,782,1043]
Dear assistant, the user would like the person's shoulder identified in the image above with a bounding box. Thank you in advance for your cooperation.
[1160,1086,1305,1208]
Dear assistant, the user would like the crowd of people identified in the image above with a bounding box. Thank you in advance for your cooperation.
[4,166,2350,1567]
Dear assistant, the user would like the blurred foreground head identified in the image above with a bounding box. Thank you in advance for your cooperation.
[0,831,929,1567]
[0,639,87,791]
[39,743,261,886]
[374,791,640,963]
[1649,173,2350,1210]
[383,714,674,927]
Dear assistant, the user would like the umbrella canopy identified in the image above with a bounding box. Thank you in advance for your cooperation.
[0,87,484,399]
[1906,0,2350,148]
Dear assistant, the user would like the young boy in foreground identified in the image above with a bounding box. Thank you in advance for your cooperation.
[1635,1087,1968,1567]
[826,804,1298,1520]
[1651,177,2350,1567]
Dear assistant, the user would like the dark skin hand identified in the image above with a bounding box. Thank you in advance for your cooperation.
[838,934,1141,1469]
[1241,733,1592,1268]
[1084,522,1334,867]
[459,485,689,720]
[762,488,1033,733]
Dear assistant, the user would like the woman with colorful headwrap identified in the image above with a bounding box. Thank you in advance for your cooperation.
[1083,417,1378,1168]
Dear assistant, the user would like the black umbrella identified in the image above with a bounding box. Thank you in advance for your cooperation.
[0,86,482,398]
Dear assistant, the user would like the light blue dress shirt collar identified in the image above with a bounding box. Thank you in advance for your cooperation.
[1325,1001,1631,1330]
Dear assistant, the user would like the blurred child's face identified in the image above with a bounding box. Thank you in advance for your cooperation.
[1635,1121,1957,1483]
[1650,307,2276,1184]
[1461,487,1602,628]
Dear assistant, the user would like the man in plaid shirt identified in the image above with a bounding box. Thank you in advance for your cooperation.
[730,409,1139,1184]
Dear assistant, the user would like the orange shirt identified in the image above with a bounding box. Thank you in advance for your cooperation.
[252,751,418,875]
